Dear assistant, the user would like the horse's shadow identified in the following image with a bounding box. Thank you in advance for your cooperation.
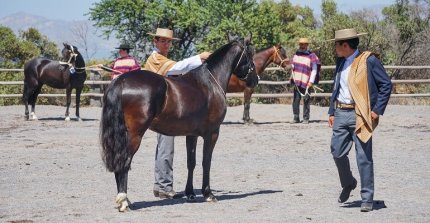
[38,117,98,122]
[130,189,282,210]
[341,200,387,211]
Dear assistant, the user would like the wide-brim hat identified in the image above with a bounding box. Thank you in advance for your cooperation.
[148,28,180,40]
[329,28,367,41]
[298,38,310,44]
[115,43,133,49]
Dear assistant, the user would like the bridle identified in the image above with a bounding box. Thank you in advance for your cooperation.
[272,46,289,68]
[60,45,86,73]
[233,43,255,81]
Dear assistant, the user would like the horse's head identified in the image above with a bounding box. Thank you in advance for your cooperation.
[273,44,289,68]
[229,33,259,88]
[61,43,79,65]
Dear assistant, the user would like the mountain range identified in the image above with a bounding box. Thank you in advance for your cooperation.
[0,12,118,60]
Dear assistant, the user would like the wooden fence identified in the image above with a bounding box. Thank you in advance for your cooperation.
[1,66,430,99]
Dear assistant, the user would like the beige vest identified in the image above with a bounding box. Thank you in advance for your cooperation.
[144,52,177,76]
[348,51,379,143]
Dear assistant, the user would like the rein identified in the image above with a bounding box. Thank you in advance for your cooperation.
[233,45,254,81]
[272,46,289,68]
[206,67,226,97]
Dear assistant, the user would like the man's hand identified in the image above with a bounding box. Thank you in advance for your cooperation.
[199,52,211,61]
[328,115,334,128]
[307,82,313,88]
[371,111,379,120]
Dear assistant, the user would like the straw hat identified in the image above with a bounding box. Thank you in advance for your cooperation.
[298,38,310,44]
[329,28,367,41]
[115,43,133,49]
[147,28,180,40]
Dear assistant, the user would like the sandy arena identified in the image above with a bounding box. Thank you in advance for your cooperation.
[0,104,429,222]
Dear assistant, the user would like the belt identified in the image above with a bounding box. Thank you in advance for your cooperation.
[336,102,355,109]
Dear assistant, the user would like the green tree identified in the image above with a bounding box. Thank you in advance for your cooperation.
[19,27,59,60]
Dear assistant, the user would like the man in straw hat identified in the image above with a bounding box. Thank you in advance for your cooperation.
[98,43,141,79]
[290,37,321,124]
[327,28,392,212]
[144,27,211,199]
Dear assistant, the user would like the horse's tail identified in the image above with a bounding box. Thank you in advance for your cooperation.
[100,79,131,173]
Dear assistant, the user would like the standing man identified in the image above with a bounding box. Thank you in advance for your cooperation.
[328,28,392,212]
[98,43,141,79]
[144,28,211,199]
[290,38,320,124]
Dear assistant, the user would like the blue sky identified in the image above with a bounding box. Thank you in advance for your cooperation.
[0,0,396,21]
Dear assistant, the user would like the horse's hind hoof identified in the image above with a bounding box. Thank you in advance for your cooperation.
[186,194,197,202]
[115,193,130,212]
[65,116,71,121]
[205,194,218,202]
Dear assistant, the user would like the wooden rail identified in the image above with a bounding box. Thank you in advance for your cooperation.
[1,67,430,98]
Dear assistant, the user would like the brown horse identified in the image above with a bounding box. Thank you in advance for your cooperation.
[23,43,87,121]
[227,45,289,123]
[100,34,258,212]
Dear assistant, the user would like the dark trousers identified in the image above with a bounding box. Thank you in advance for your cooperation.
[330,108,374,203]
[292,86,310,120]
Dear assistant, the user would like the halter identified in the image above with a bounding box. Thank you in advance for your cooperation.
[233,44,255,81]
[272,46,289,68]
[60,46,86,73]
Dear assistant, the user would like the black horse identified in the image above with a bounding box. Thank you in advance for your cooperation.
[23,43,87,121]
[100,34,258,212]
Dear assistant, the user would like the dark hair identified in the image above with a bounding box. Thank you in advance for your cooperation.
[121,48,130,54]
[336,38,359,49]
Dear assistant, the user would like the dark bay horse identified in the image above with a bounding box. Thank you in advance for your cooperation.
[227,45,288,123]
[23,43,87,121]
[100,35,257,212]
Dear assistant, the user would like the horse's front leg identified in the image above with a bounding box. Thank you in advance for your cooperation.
[65,87,72,121]
[242,87,254,123]
[202,130,219,202]
[185,136,198,202]
[115,170,130,212]
[75,86,83,121]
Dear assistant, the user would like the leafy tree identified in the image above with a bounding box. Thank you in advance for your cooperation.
[382,0,430,78]
[19,27,59,60]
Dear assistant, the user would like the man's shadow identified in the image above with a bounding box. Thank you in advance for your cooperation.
[341,200,387,211]
[130,189,282,210]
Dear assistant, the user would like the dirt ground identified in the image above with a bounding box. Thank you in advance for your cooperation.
[0,104,429,223]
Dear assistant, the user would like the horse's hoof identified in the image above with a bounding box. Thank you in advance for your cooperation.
[65,116,71,121]
[244,119,254,124]
[115,193,130,212]
[186,194,197,202]
[77,117,83,122]
[205,194,218,202]
[30,112,38,121]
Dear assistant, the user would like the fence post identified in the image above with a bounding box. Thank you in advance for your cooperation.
[89,70,102,107]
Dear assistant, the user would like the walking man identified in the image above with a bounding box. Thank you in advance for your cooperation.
[328,28,392,212]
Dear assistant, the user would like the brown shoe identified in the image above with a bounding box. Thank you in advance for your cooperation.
[338,178,357,203]
[158,190,184,199]
[153,190,159,197]
[360,202,373,212]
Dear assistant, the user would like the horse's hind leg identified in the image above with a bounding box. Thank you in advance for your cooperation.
[22,83,32,120]
[185,136,198,201]
[28,85,42,120]
[114,111,149,211]
[201,130,220,202]
[115,170,130,212]
[65,87,72,121]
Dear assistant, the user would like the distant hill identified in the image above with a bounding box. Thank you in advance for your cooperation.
[0,12,117,60]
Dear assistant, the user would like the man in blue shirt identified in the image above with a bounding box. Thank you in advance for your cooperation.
[328,28,392,212]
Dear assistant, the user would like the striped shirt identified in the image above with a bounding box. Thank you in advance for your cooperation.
[292,51,320,88]
[111,55,141,79]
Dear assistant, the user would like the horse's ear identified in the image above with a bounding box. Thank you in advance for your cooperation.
[244,32,252,45]
[63,42,67,47]
[226,32,235,42]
